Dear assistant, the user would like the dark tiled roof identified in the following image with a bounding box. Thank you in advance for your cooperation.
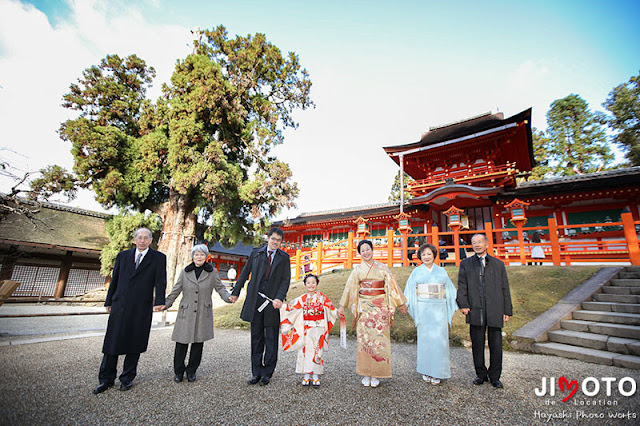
[208,241,254,257]
[0,199,110,251]
[502,166,640,197]
[384,109,532,152]
[409,184,501,204]
[383,108,535,176]
[276,202,403,226]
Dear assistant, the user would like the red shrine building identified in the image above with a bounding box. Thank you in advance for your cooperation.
[278,108,640,269]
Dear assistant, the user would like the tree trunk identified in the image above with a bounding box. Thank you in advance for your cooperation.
[155,190,197,291]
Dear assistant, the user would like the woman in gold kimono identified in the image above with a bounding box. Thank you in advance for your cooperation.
[338,240,408,387]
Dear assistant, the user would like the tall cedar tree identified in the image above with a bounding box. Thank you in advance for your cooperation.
[51,27,313,284]
[545,94,612,176]
[530,128,552,180]
[603,70,640,166]
[388,171,414,202]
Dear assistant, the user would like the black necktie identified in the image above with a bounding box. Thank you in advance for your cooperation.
[265,250,274,279]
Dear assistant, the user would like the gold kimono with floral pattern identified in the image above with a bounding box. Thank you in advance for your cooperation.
[339,260,407,378]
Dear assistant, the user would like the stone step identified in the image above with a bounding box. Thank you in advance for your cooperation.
[601,286,640,295]
[532,342,640,368]
[548,329,607,350]
[619,271,640,279]
[548,329,640,355]
[610,279,640,287]
[573,310,640,325]
[582,301,640,314]
[560,319,640,339]
[610,337,640,356]
[624,266,640,273]
[592,293,640,304]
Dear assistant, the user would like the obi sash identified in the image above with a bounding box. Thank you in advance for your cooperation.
[416,283,445,299]
[304,312,325,321]
[359,279,385,296]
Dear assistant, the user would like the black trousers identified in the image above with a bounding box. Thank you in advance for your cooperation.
[250,308,279,378]
[98,353,140,385]
[470,324,503,382]
[174,342,204,376]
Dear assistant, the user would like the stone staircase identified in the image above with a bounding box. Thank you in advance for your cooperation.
[531,266,640,369]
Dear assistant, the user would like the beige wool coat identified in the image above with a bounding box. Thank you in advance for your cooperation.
[165,263,230,344]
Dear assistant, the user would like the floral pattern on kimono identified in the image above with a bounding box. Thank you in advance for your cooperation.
[280,291,337,374]
[339,260,406,378]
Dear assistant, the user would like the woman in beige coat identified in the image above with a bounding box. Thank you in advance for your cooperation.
[164,244,232,382]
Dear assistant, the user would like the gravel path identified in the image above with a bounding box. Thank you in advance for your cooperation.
[0,327,639,425]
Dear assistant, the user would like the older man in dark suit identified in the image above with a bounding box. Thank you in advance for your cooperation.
[229,227,290,386]
[456,233,512,389]
[92,228,166,394]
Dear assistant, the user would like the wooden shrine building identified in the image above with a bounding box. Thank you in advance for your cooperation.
[0,200,109,299]
[278,108,640,274]
[0,199,251,299]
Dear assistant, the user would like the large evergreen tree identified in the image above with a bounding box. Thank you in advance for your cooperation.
[388,171,414,202]
[530,128,552,180]
[602,70,640,166]
[39,27,313,284]
[545,94,612,175]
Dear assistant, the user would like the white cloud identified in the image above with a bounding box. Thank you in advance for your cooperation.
[0,0,631,220]
[0,0,191,211]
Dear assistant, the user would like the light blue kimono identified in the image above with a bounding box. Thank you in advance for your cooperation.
[404,264,458,379]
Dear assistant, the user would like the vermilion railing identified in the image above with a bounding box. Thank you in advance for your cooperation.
[409,163,517,195]
[284,212,640,280]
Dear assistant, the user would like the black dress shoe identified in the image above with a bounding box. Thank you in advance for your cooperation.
[259,376,271,386]
[120,382,133,391]
[247,376,261,385]
[491,379,504,389]
[473,376,488,385]
[92,382,114,394]
[174,373,184,382]
[187,373,196,383]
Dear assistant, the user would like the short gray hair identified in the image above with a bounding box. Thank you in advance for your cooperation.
[471,233,489,243]
[191,244,210,258]
[134,228,153,239]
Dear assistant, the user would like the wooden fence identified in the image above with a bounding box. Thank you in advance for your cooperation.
[285,211,640,280]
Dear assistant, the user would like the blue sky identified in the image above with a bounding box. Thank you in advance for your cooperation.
[1,0,639,219]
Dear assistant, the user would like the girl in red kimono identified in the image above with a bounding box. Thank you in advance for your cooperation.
[280,274,337,387]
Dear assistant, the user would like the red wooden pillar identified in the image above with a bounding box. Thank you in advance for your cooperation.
[387,229,394,267]
[547,215,562,266]
[346,231,354,269]
[515,222,527,265]
[316,242,323,275]
[432,225,440,261]
[484,222,494,256]
[621,210,640,265]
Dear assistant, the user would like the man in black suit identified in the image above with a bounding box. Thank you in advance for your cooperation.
[229,227,290,386]
[93,228,166,394]
[456,233,512,389]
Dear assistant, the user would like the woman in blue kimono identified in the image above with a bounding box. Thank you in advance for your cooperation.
[404,243,458,384]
